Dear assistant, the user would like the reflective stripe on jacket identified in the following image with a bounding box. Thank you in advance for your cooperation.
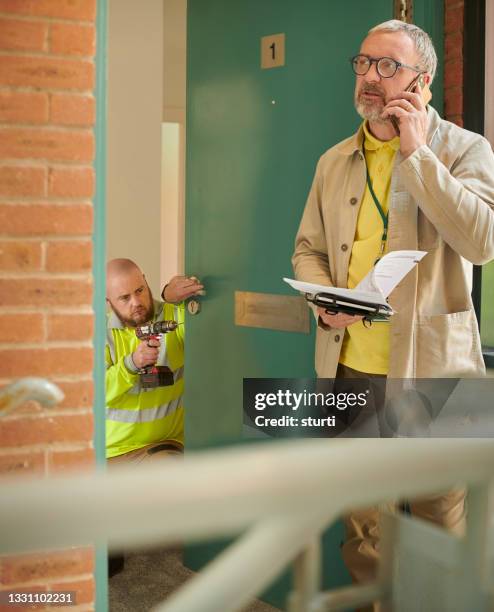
[105,300,184,458]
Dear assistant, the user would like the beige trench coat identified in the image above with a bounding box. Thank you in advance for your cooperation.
[292,106,494,379]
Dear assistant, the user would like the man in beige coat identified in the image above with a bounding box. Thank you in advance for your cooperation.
[292,19,494,608]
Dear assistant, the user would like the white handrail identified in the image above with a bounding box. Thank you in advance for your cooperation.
[1,438,493,611]
[156,513,328,612]
[0,377,64,418]
[0,439,492,554]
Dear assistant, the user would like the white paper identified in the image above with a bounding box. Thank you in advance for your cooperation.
[356,250,427,297]
[284,250,426,307]
[283,278,385,306]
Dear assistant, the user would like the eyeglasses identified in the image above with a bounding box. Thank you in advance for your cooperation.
[350,54,422,78]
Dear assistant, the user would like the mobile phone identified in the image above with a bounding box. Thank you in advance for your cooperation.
[390,73,431,135]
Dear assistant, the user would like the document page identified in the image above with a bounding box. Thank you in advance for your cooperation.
[356,250,427,297]
[284,250,427,307]
[283,278,383,305]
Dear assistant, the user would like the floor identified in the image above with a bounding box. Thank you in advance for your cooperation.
[109,546,280,612]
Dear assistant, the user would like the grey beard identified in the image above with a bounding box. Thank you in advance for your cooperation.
[354,98,389,124]
[354,96,389,125]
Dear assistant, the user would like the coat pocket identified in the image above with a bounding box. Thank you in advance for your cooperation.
[414,309,484,377]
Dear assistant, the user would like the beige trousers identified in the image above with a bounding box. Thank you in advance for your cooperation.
[343,490,466,605]
[107,440,184,467]
[336,364,466,611]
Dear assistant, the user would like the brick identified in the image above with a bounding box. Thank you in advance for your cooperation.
[50,94,95,127]
[0,241,42,271]
[444,59,463,89]
[46,241,92,272]
[0,0,97,21]
[48,448,95,474]
[0,128,94,163]
[48,166,94,197]
[0,91,49,125]
[0,166,46,198]
[50,23,95,57]
[0,56,94,91]
[0,278,92,308]
[47,314,93,341]
[2,399,43,416]
[49,577,94,606]
[56,380,93,410]
[0,203,93,236]
[0,17,47,52]
[1,548,94,585]
[0,411,93,447]
[0,347,93,378]
[445,31,463,62]
[445,4,464,34]
[0,585,47,611]
[0,450,44,477]
[444,87,463,116]
[0,313,43,343]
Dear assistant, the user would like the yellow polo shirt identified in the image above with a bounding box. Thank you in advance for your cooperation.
[338,122,400,374]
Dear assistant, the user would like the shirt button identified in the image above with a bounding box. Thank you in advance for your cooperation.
[334,334,341,342]
[350,197,358,205]
[341,243,348,252]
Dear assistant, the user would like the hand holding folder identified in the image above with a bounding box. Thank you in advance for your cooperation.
[284,250,427,324]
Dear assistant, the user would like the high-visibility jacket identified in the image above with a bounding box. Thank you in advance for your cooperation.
[105,300,184,458]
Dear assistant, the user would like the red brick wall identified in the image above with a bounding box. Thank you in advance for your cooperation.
[444,0,464,126]
[0,0,97,607]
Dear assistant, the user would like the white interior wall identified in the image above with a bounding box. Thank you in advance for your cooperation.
[161,0,187,289]
[161,123,182,282]
[107,0,164,296]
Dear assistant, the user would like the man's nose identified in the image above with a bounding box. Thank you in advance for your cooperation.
[130,295,143,308]
[364,61,381,82]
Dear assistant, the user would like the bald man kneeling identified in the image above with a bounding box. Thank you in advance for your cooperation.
[105,258,203,465]
[105,259,202,576]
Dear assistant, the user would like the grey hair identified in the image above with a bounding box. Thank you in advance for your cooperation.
[368,20,437,82]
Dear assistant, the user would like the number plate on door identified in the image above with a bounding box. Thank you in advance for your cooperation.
[261,33,285,69]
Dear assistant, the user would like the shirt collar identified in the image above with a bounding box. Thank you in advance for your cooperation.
[363,121,400,152]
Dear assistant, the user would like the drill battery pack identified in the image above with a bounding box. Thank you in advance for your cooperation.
[140,365,174,388]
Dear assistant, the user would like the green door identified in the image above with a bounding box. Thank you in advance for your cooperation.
[184,0,443,606]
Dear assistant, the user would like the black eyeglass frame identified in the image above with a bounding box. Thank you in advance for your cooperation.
[350,54,423,78]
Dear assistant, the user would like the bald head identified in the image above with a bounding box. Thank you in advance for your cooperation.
[107,257,141,284]
[106,258,154,327]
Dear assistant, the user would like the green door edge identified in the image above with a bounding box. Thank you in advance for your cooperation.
[94,0,108,609]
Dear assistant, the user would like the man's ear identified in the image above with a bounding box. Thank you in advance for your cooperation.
[420,74,432,105]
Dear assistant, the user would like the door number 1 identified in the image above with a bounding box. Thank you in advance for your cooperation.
[261,33,285,69]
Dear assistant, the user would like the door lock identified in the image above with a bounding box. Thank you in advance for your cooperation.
[187,299,201,315]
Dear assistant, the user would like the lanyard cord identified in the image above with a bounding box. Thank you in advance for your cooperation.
[363,146,388,256]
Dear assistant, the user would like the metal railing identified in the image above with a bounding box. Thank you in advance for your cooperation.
[1,379,494,610]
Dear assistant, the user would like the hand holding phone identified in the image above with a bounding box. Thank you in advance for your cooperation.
[389,73,431,135]
[380,72,430,158]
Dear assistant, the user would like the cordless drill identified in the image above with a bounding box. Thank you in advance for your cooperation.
[135,320,179,388]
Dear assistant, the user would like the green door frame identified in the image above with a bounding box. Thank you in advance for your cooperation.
[94,0,108,610]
